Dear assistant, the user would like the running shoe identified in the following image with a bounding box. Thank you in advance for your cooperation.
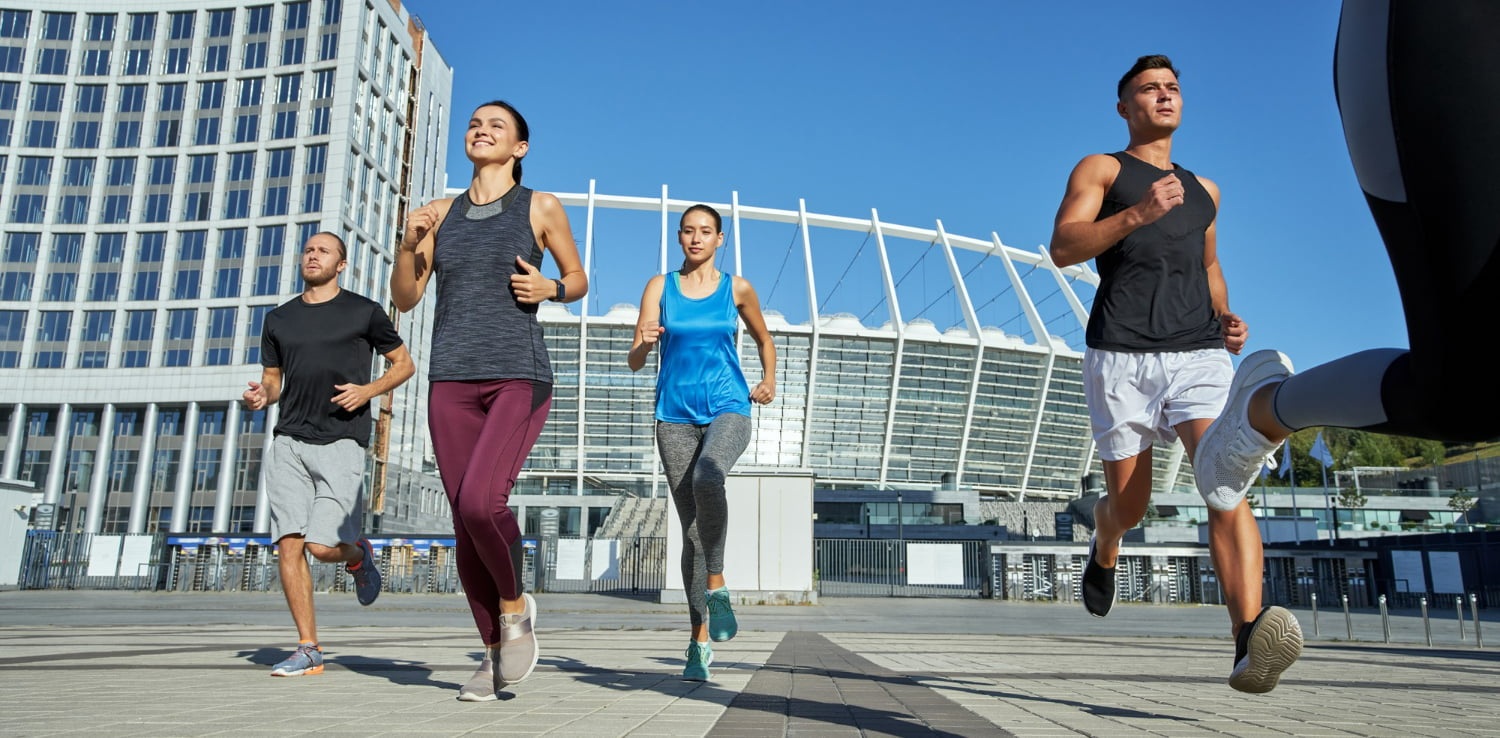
[682,641,713,682]
[347,538,382,606]
[496,593,539,686]
[457,655,498,702]
[270,643,323,677]
[706,587,738,642]
[1229,606,1303,693]
[1081,536,1116,618]
[1195,350,1294,512]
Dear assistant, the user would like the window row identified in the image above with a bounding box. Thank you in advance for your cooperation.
[0,304,276,369]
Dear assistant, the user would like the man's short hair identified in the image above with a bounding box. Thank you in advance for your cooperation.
[1117,55,1179,99]
[311,231,347,262]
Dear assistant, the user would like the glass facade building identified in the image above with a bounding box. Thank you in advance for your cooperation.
[0,0,453,534]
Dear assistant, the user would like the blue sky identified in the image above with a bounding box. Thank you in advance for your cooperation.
[413,1,1403,369]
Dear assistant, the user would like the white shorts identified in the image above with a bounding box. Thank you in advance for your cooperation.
[1084,348,1232,461]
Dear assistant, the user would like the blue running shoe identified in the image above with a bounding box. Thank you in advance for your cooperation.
[706,587,738,642]
[682,641,713,681]
[270,643,323,677]
[348,538,381,606]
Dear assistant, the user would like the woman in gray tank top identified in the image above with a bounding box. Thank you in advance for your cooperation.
[392,100,587,701]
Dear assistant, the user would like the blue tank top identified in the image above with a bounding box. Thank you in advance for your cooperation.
[655,272,752,424]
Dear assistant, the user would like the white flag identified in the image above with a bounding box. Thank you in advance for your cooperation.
[1309,430,1334,469]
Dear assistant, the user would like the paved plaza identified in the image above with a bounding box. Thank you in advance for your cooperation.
[0,591,1496,737]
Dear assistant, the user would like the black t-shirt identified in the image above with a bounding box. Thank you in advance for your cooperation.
[1086,151,1223,352]
[262,290,404,446]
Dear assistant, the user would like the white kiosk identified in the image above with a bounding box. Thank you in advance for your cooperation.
[661,467,816,606]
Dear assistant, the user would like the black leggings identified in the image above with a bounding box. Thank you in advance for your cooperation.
[1274,1,1500,442]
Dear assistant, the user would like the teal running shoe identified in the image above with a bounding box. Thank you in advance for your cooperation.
[348,538,382,606]
[706,587,738,642]
[270,643,323,677]
[682,641,713,681]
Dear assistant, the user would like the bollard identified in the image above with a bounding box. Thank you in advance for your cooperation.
[1311,592,1320,636]
[1342,594,1353,640]
[1421,597,1432,647]
[1379,595,1390,643]
[1457,597,1466,641]
[1472,594,1484,649]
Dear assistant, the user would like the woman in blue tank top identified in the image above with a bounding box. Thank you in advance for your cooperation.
[627,204,776,681]
[392,100,587,701]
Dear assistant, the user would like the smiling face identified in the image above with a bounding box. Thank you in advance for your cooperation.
[465,104,528,166]
[1117,67,1182,135]
[300,233,345,287]
[678,208,724,267]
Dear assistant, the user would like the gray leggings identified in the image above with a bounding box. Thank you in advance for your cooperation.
[656,413,751,629]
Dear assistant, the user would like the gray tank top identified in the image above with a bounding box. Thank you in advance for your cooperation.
[429,186,553,383]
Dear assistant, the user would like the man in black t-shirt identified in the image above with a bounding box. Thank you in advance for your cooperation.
[242,232,414,678]
[1048,55,1301,694]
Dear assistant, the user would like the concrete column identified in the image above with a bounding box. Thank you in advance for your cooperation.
[84,404,116,533]
[2,402,25,479]
[212,401,240,532]
[169,402,199,533]
[253,404,278,533]
[42,403,72,506]
[127,404,159,534]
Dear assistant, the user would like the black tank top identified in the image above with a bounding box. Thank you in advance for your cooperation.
[429,186,553,383]
[1085,152,1223,352]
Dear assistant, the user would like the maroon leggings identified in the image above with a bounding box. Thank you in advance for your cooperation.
[429,379,551,644]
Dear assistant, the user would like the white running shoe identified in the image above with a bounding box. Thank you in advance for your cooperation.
[1194,350,1294,511]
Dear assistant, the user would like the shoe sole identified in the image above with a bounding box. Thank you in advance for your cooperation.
[1083,537,1116,618]
[352,539,382,606]
[1197,350,1294,511]
[456,691,498,702]
[1229,606,1303,694]
[497,593,541,687]
[270,664,323,677]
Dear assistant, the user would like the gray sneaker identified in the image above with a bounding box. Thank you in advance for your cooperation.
[456,656,498,702]
[1194,350,1293,511]
[1229,606,1303,693]
[496,593,539,686]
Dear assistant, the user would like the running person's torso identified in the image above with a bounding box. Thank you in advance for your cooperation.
[655,272,752,424]
[430,185,553,383]
[1086,151,1222,352]
[262,290,404,447]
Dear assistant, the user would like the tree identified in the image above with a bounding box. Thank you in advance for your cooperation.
[1337,487,1367,511]
[1448,490,1477,522]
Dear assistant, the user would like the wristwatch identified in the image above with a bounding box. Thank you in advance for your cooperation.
[550,279,566,302]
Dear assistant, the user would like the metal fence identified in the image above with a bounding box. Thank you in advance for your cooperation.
[532,537,668,595]
[18,531,167,590]
[815,538,992,598]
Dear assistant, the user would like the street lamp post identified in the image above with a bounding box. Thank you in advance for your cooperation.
[896,492,903,541]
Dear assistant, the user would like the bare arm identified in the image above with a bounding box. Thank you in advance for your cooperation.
[391,199,452,312]
[1049,154,1186,268]
[627,275,665,372]
[513,192,589,304]
[331,344,416,411]
[242,367,283,410]
[1198,178,1247,354]
[735,276,777,404]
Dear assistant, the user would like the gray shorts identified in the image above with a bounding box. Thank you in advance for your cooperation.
[267,435,365,546]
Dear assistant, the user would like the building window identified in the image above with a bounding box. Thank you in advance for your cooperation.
[203,44,229,73]
[0,10,28,38]
[242,41,267,70]
[0,310,24,368]
[172,231,206,300]
[80,49,110,75]
[244,304,273,363]
[1,233,39,301]
[215,229,245,298]
[163,47,190,74]
[281,36,305,66]
[164,309,195,367]
[86,13,115,41]
[35,47,67,75]
[79,311,114,368]
[33,311,71,369]
[131,233,164,300]
[169,11,194,40]
[42,12,73,41]
[128,13,155,41]
[121,310,154,368]
[205,307,235,366]
[123,48,150,75]
[42,233,82,301]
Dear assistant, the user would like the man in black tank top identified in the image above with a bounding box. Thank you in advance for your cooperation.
[1048,55,1302,694]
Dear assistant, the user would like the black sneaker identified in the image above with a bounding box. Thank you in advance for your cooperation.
[1229,606,1303,693]
[1081,537,1116,617]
